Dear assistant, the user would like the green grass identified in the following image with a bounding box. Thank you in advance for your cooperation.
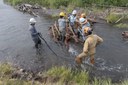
[45,66,128,85]
[47,66,89,84]
[0,64,128,85]
[115,23,128,28]
[4,0,22,5]
[121,80,128,85]
[4,0,128,8]
[3,79,31,85]
[106,13,121,23]
[4,0,84,8]
[0,63,14,77]
[92,78,112,85]
[47,66,73,83]
[106,13,128,28]
[73,71,89,85]
[66,4,75,14]
[0,78,43,85]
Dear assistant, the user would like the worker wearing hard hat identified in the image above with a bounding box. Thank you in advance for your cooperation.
[79,13,91,29]
[68,10,78,34]
[29,18,41,49]
[75,27,103,65]
[69,10,77,25]
[78,13,92,41]
[58,12,67,42]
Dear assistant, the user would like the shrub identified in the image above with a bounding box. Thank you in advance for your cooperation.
[0,63,14,76]
[4,0,128,7]
[122,80,128,85]
[106,14,121,23]
[73,71,89,84]
[47,66,89,84]
[115,23,128,28]
[92,78,112,85]
[4,0,22,5]
[47,66,72,82]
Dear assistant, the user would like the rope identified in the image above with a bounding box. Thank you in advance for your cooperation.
[38,33,58,57]
[38,33,75,62]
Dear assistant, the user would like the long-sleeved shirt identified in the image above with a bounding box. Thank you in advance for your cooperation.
[29,24,39,41]
[68,15,77,26]
[83,34,103,55]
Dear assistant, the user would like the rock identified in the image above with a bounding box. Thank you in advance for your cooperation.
[19,68,25,72]
[11,69,27,79]
[34,76,43,82]
[26,74,32,80]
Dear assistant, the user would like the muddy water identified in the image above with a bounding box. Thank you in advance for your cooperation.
[69,19,128,82]
[0,0,71,72]
[1,0,128,82]
[92,20,128,82]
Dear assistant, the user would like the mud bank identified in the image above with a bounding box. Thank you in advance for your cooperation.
[16,3,128,28]
[0,63,127,85]
[15,4,61,19]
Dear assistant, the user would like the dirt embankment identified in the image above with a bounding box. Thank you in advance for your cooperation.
[15,4,61,18]
[16,4,128,26]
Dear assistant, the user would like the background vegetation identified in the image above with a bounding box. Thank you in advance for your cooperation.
[4,0,128,8]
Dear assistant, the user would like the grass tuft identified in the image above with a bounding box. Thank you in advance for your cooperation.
[106,13,121,23]
[0,63,14,76]
[115,23,128,28]
[92,78,112,85]
[0,64,127,85]
[47,66,72,82]
[47,66,89,84]
[122,80,128,85]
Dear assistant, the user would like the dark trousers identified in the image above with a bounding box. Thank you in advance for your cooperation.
[35,38,41,49]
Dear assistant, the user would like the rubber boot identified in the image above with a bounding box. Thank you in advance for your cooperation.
[90,58,94,65]
[75,57,82,65]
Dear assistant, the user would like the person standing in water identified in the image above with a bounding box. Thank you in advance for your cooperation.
[75,27,103,65]
[29,18,41,49]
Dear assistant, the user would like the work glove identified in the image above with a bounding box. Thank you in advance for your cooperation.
[37,32,41,35]
[37,33,40,36]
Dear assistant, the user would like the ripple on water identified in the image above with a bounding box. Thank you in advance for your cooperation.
[68,46,128,74]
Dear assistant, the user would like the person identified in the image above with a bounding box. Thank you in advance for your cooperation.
[79,13,91,28]
[68,10,78,34]
[58,12,67,42]
[75,27,103,65]
[78,18,88,41]
[29,18,41,49]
